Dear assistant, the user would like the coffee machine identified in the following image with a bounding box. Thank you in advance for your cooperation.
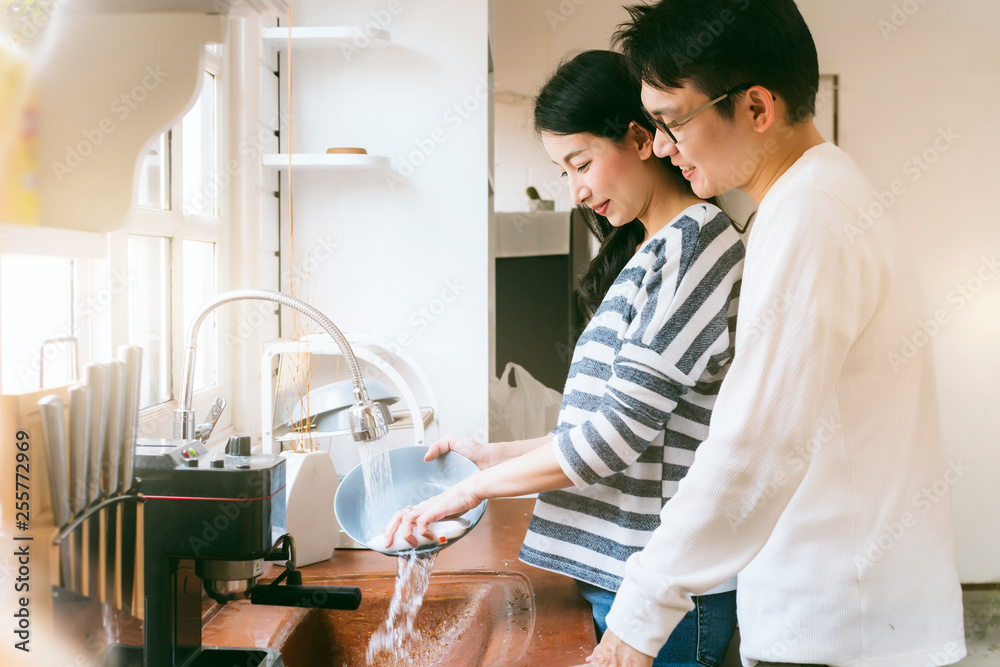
[100,435,361,667]
[98,289,387,667]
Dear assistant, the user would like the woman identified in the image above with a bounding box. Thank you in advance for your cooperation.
[386,50,744,666]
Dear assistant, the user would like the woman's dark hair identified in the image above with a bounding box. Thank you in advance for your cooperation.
[614,0,820,125]
[534,49,689,317]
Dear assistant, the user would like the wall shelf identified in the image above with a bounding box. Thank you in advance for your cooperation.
[262,26,390,50]
[262,153,390,171]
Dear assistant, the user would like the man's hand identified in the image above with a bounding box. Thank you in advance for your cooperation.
[425,434,494,469]
[573,630,654,667]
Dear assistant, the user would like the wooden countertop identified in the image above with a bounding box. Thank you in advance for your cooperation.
[202,497,598,665]
[53,498,597,665]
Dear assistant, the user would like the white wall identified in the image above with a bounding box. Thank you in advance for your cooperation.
[277,0,491,439]
[795,0,1000,583]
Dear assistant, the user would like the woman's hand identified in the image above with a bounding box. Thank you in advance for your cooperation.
[425,434,494,469]
[383,480,483,547]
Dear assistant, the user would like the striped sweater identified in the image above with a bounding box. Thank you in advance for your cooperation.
[519,203,745,592]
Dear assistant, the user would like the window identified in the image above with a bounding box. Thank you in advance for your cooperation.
[138,131,171,211]
[183,71,218,218]
[125,45,228,435]
[127,235,172,407]
[0,256,76,392]
[182,239,217,392]
[0,44,231,447]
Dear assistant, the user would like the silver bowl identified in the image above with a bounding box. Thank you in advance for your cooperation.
[334,446,487,557]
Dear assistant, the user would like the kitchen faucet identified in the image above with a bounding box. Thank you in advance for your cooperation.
[172,288,389,443]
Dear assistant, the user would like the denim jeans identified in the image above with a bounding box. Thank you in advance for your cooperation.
[577,581,737,667]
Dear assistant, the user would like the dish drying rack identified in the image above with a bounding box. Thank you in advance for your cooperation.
[260,334,439,456]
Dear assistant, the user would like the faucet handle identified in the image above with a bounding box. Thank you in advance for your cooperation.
[194,397,227,442]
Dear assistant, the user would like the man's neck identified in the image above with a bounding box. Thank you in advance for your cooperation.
[742,121,826,205]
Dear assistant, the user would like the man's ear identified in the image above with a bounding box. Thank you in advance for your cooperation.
[629,121,655,159]
[745,86,777,134]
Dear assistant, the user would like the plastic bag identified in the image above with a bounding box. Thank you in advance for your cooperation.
[489,362,563,442]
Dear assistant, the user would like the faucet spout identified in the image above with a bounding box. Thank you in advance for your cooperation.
[173,289,388,442]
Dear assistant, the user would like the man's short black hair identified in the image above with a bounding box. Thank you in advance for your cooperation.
[615,0,820,125]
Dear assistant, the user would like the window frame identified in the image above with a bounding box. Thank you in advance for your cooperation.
[115,44,234,444]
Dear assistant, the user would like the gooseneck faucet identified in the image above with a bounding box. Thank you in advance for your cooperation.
[172,288,388,442]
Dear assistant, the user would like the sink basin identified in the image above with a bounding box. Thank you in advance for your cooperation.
[280,571,535,667]
[201,570,535,667]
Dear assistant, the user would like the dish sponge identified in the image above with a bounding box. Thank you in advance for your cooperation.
[367,518,470,552]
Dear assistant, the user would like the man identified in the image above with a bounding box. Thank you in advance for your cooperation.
[578,1,966,665]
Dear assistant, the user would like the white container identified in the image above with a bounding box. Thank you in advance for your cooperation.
[279,449,340,566]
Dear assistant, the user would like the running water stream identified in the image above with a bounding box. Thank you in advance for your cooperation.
[358,439,395,543]
[366,551,439,665]
[358,441,440,665]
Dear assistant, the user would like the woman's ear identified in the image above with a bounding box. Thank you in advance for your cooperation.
[628,121,655,160]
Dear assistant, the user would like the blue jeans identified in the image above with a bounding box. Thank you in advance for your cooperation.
[577,581,737,667]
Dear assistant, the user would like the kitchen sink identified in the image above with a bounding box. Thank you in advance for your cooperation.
[203,570,535,667]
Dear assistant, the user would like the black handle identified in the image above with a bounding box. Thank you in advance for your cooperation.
[249,584,362,610]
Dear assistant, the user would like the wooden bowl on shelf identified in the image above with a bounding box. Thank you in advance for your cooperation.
[325,147,368,154]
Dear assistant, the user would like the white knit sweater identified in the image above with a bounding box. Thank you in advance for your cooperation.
[605,143,966,667]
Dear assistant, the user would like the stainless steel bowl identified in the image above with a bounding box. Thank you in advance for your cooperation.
[334,446,487,557]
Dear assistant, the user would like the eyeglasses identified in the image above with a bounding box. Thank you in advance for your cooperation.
[643,83,755,144]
